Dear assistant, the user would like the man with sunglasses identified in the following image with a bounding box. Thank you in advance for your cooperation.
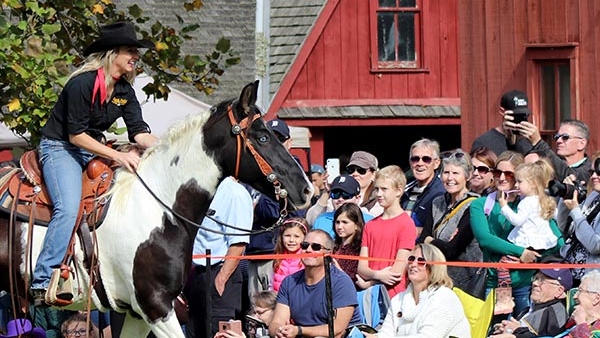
[470,90,534,156]
[269,230,362,338]
[513,119,591,183]
[312,175,374,238]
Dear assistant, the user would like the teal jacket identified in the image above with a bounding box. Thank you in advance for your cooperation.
[470,195,564,288]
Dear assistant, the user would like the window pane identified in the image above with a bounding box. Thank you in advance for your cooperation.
[397,12,416,61]
[559,64,571,121]
[379,0,396,7]
[541,65,556,130]
[400,0,417,7]
[377,12,396,61]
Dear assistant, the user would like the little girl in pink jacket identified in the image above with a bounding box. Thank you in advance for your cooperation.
[272,218,308,292]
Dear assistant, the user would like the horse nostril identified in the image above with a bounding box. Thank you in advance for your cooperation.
[304,186,312,196]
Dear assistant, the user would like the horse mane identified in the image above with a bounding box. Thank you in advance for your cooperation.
[104,105,226,209]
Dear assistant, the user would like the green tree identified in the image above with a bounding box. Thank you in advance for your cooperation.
[0,0,241,147]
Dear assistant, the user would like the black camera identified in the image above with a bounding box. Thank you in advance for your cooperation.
[547,180,587,202]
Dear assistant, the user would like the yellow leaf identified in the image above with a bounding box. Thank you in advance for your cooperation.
[100,0,112,4]
[92,4,104,14]
[155,41,168,51]
[7,98,21,112]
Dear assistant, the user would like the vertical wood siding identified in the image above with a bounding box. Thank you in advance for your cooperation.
[286,0,460,102]
[459,0,600,151]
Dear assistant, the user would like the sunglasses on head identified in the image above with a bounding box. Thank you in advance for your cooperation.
[473,165,491,174]
[553,133,584,142]
[330,190,355,200]
[347,165,369,175]
[407,255,427,266]
[442,151,466,159]
[492,169,515,180]
[300,241,330,251]
[409,155,434,164]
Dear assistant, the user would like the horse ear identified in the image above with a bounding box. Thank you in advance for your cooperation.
[237,80,260,116]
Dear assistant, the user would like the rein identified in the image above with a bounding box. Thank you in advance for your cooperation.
[131,103,293,235]
[133,170,286,236]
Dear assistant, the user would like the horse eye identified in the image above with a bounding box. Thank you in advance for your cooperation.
[258,136,268,143]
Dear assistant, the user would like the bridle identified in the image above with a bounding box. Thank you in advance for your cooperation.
[225,104,288,203]
[133,103,291,235]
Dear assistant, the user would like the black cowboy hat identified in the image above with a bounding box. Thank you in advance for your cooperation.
[83,22,154,56]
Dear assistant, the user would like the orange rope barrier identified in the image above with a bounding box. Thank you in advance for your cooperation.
[191,252,600,270]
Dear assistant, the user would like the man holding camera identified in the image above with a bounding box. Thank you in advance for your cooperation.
[470,90,534,156]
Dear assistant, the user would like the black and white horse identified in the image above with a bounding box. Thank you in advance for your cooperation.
[0,81,313,337]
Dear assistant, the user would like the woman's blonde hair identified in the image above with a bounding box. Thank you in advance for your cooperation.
[415,243,453,289]
[515,160,556,219]
[69,47,136,101]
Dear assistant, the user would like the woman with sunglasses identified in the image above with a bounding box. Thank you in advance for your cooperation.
[469,146,497,196]
[369,243,470,338]
[401,139,446,236]
[417,149,482,289]
[347,151,384,217]
[558,153,600,287]
[471,151,563,317]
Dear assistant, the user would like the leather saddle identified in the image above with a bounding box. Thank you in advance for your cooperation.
[0,149,115,227]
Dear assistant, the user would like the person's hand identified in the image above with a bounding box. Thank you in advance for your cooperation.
[564,189,580,210]
[501,318,520,332]
[374,266,403,286]
[214,331,246,338]
[516,121,541,145]
[355,274,375,290]
[519,249,541,263]
[113,150,141,172]
[571,304,588,325]
[424,236,434,244]
[498,190,508,207]
[274,324,297,338]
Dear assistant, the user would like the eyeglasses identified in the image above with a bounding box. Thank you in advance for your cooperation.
[553,133,584,142]
[473,165,491,174]
[409,156,434,164]
[330,190,355,200]
[588,168,600,177]
[575,287,599,295]
[492,169,515,181]
[300,241,331,251]
[531,275,562,287]
[64,328,88,337]
[253,307,272,316]
[347,165,369,175]
[407,255,427,267]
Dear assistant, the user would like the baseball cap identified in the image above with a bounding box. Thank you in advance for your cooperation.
[500,90,531,116]
[540,268,573,290]
[330,175,360,195]
[310,164,325,174]
[347,151,378,170]
[267,119,290,140]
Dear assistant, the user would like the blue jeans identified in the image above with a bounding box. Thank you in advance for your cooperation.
[511,284,531,317]
[32,137,95,289]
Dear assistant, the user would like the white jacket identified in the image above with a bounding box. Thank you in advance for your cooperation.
[377,285,471,338]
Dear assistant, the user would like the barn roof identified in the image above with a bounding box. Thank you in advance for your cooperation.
[269,0,327,97]
[277,105,461,119]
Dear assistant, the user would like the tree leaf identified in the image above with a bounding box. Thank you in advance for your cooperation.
[215,38,231,53]
[7,98,21,112]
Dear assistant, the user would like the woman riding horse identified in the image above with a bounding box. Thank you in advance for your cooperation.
[31,21,158,306]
